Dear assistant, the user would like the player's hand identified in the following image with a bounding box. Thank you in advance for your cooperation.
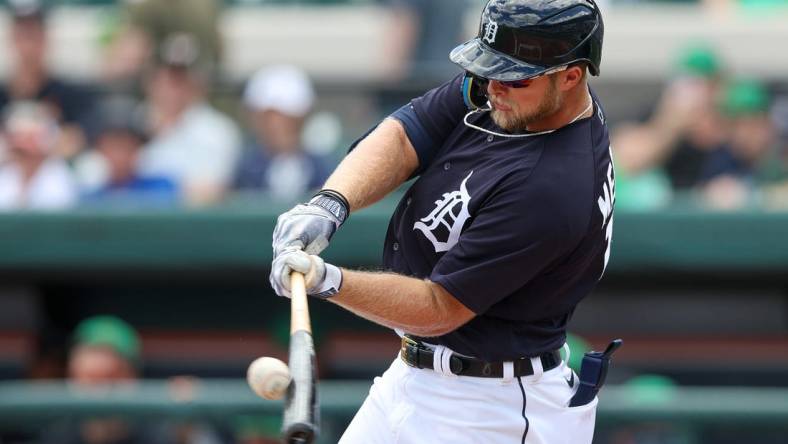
[272,190,349,256]
[270,249,343,299]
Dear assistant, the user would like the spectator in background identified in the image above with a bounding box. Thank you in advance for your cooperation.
[701,79,781,209]
[101,0,223,91]
[613,44,729,207]
[67,315,140,385]
[703,0,788,18]
[79,96,178,207]
[39,316,227,444]
[380,0,471,82]
[233,65,333,202]
[38,315,149,444]
[0,0,96,160]
[138,33,241,206]
[0,101,77,210]
[761,92,788,208]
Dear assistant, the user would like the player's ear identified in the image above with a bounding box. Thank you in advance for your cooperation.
[559,65,586,91]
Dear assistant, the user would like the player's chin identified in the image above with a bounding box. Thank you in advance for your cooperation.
[491,110,522,132]
[491,108,508,121]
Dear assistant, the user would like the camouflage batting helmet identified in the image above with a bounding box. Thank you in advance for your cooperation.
[451,0,604,81]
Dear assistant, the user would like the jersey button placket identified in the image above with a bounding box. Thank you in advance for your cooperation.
[443,162,451,171]
[393,242,400,251]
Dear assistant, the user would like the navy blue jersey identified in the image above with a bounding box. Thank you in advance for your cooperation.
[384,75,615,361]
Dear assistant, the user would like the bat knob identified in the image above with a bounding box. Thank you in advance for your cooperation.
[288,433,311,444]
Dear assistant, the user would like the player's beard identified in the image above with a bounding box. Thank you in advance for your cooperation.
[490,76,562,133]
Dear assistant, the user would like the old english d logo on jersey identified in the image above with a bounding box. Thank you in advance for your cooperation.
[414,171,473,253]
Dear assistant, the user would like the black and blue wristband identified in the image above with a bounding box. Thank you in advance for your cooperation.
[310,189,350,225]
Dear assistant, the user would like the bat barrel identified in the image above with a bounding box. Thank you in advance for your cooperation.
[283,330,319,443]
[283,272,319,443]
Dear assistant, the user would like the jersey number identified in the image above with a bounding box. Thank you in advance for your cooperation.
[597,158,615,279]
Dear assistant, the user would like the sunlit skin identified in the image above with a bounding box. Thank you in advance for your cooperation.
[68,345,136,385]
[146,66,203,133]
[97,132,143,185]
[487,65,592,133]
[68,346,137,444]
[250,109,304,155]
[5,115,58,182]
[10,17,47,96]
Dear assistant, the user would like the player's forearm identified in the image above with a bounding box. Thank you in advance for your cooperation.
[328,269,474,337]
[323,118,418,211]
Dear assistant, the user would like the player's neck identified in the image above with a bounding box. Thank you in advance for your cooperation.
[526,84,592,133]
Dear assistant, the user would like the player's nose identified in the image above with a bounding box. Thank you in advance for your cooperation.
[487,80,507,96]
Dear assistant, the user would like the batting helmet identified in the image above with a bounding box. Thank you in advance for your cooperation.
[450,0,604,82]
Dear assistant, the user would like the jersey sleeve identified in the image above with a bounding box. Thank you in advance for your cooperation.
[409,73,468,144]
[388,74,468,174]
[430,177,580,315]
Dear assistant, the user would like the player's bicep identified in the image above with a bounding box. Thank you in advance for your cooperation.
[399,75,469,175]
[348,117,420,181]
[389,104,439,175]
[411,74,469,137]
[383,116,421,176]
[348,75,467,177]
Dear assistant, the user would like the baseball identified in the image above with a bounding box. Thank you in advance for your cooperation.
[247,356,291,400]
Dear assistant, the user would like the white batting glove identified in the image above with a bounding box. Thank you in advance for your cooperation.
[269,249,343,299]
[272,191,349,256]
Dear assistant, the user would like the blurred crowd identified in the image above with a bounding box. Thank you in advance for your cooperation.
[2,0,787,213]
[25,314,280,444]
[0,0,336,211]
[612,44,788,211]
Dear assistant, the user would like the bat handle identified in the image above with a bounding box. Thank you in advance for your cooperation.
[290,272,311,334]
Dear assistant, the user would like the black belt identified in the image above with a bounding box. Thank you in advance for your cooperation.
[400,336,562,378]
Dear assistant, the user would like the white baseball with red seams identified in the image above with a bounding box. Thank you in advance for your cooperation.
[247,357,291,400]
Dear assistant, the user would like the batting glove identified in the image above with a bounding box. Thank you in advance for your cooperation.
[272,190,350,256]
[270,249,343,299]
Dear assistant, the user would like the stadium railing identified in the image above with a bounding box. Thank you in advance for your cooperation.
[0,380,786,443]
[1,200,788,276]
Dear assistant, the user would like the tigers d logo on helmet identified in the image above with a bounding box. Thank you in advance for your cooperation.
[482,19,499,45]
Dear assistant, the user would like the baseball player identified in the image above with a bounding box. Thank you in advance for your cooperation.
[270,0,614,442]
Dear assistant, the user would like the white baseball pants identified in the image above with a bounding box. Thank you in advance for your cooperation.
[339,351,597,444]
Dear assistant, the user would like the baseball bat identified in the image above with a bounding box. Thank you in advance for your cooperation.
[282,272,319,444]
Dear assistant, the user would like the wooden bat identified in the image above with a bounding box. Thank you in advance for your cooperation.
[282,272,319,444]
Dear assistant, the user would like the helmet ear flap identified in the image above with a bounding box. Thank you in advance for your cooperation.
[461,73,489,109]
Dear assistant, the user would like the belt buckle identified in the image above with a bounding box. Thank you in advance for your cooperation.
[400,336,420,368]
